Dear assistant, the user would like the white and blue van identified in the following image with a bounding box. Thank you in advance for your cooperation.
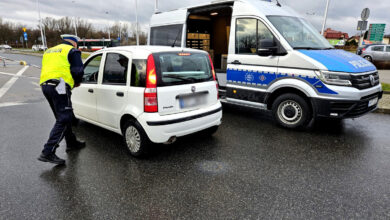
[148,0,383,129]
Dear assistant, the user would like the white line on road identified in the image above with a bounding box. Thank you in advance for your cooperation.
[0,66,29,100]
[0,102,26,108]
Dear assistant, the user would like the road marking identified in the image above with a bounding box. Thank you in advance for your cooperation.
[0,66,29,100]
[0,102,26,108]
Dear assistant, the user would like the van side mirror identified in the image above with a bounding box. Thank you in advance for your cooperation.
[257,39,287,56]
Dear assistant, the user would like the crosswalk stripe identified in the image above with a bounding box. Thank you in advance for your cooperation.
[0,66,29,100]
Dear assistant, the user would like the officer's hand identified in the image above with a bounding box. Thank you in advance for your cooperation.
[74,83,81,88]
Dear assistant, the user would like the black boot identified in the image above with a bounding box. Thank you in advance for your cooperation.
[38,153,66,165]
[66,140,86,152]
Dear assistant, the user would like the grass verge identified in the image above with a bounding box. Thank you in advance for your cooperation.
[382,83,390,92]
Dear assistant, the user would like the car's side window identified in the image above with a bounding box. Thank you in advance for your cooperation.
[130,59,147,87]
[372,46,384,52]
[386,46,390,52]
[235,18,275,54]
[82,54,102,84]
[103,53,129,85]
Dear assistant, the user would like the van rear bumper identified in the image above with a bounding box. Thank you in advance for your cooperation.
[312,91,383,118]
[138,102,222,143]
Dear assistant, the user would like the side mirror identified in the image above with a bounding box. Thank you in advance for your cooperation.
[257,38,287,57]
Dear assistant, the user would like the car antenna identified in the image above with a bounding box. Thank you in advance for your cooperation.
[171,29,182,47]
[276,0,282,7]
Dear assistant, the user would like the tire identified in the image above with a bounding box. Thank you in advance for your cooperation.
[272,93,312,129]
[364,56,372,62]
[122,120,151,157]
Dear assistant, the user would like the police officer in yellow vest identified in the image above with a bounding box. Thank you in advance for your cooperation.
[38,34,85,165]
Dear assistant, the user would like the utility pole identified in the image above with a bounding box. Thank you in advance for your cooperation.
[155,0,159,13]
[72,1,78,36]
[105,11,111,39]
[135,0,139,45]
[321,0,330,36]
[36,0,46,48]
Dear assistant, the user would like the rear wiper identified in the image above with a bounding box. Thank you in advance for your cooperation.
[164,74,193,82]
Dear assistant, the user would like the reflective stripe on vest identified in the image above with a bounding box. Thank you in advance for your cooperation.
[40,44,74,88]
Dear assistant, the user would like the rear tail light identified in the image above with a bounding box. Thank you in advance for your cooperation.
[144,54,158,112]
[208,54,219,99]
[362,48,366,51]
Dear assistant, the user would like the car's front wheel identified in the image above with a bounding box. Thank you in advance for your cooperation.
[364,56,372,62]
[272,93,312,129]
[123,121,151,157]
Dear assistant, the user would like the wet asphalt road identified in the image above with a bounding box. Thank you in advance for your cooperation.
[1,57,390,219]
[0,51,43,67]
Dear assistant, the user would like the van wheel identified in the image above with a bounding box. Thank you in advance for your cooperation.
[123,121,151,157]
[272,93,311,129]
[364,56,372,62]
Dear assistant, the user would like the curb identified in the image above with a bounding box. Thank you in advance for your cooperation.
[375,108,390,114]
[383,91,390,95]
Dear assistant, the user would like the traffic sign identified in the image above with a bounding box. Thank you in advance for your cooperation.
[368,24,386,42]
[361,8,370,21]
[23,27,27,32]
[357,20,368,31]
[23,32,28,41]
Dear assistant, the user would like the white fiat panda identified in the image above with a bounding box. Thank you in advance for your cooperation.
[72,46,222,156]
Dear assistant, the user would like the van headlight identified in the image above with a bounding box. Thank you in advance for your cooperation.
[315,70,352,86]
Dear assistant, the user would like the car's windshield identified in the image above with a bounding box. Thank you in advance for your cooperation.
[267,16,332,50]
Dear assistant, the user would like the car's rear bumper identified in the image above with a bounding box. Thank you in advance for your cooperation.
[138,102,222,143]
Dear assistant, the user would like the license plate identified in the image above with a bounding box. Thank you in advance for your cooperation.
[368,97,378,107]
[179,95,206,109]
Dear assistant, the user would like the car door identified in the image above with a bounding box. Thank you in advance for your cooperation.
[72,53,103,121]
[371,46,385,61]
[95,51,132,129]
[227,17,279,104]
[386,46,390,61]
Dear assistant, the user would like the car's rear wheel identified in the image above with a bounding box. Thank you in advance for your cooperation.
[123,120,151,157]
[272,93,312,129]
[364,56,372,62]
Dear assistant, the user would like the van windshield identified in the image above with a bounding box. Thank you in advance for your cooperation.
[154,52,213,86]
[268,16,333,50]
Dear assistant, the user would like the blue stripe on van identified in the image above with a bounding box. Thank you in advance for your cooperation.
[227,68,337,95]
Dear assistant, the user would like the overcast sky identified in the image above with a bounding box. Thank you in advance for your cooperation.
[1,0,389,36]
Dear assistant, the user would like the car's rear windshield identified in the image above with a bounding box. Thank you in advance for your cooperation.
[153,52,213,86]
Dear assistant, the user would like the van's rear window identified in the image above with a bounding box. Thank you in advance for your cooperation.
[154,52,213,86]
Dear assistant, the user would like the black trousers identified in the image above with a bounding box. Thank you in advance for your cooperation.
[41,84,77,155]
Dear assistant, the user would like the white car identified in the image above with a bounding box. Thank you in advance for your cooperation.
[32,45,47,51]
[72,46,222,156]
[0,44,12,50]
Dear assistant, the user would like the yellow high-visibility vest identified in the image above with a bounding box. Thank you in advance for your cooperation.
[40,44,74,88]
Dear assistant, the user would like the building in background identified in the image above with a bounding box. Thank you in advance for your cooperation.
[323,28,349,46]
[382,34,390,44]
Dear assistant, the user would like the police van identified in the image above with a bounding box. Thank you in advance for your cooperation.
[148,0,383,129]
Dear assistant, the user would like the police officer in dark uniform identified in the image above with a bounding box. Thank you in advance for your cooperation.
[38,34,85,165]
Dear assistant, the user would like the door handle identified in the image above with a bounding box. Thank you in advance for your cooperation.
[116,91,124,97]
[88,89,94,93]
[231,60,241,65]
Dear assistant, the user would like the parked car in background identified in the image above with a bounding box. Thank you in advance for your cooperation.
[0,44,12,50]
[32,45,47,51]
[72,46,222,157]
[358,44,390,62]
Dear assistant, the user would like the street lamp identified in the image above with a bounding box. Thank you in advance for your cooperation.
[135,0,139,45]
[71,1,78,36]
[36,0,47,49]
[105,11,111,39]
[321,0,330,36]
